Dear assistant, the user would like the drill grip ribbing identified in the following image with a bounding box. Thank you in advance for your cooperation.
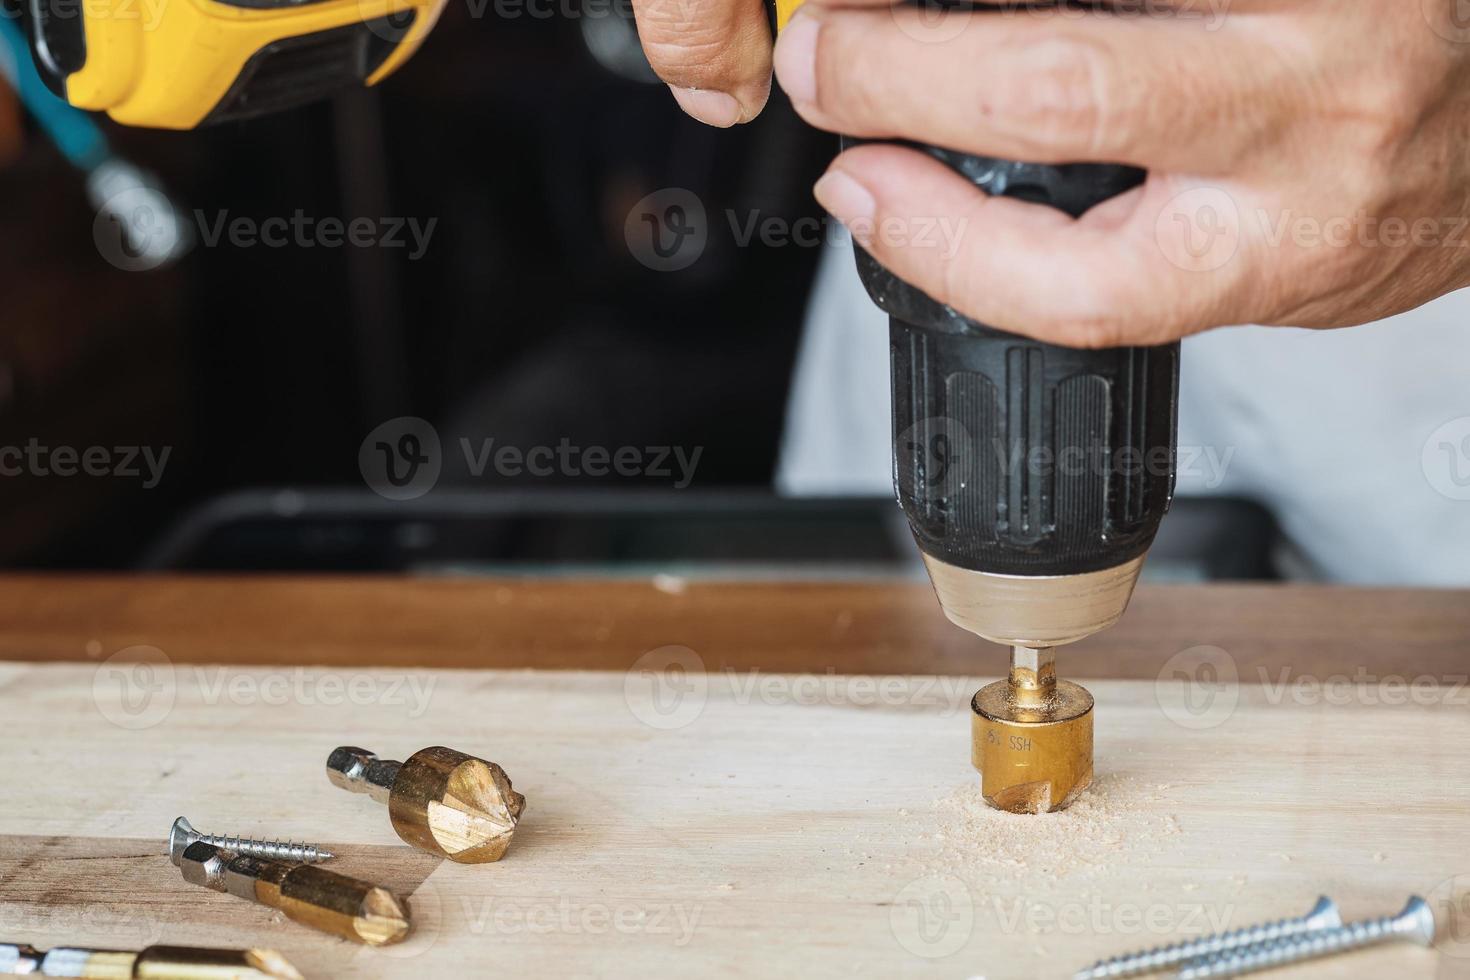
[851,146,1180,576]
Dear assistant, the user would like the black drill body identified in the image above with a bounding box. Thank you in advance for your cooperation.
[848,141,1181,577]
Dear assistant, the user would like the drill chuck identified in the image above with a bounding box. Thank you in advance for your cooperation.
[851,143,1181,647]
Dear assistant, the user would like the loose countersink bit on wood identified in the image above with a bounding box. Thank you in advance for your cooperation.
[326,745,525,863]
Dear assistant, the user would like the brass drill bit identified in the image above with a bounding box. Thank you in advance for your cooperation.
[0,941,302,978]
[326,746,525,863]
[971,644,1095,813]
[177,842,410,946]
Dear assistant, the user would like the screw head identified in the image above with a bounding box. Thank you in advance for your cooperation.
[1396,895,1437,946]
[168,816,200,866]
[1306,895,1343,930]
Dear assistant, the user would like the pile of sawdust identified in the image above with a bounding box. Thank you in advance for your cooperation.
[924,775,1181,886]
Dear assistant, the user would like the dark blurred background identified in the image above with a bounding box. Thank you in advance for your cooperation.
[0,0,1278,578]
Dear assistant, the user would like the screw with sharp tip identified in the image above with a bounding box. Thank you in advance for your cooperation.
[1176,896,1436,979]
[1074,896,1341,979]
[168,816,334,867]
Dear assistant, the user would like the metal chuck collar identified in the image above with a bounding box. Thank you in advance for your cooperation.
[972,644,1094,814]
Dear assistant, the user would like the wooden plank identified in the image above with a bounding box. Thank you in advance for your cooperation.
[1,662,1465,978]
[1,575,1468,679]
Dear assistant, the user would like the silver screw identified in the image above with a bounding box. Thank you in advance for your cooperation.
[1176,896,1436,979]
[1073,896,1340,979]
[167,816,335,867]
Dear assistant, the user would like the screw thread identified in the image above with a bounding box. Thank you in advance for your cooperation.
[1177,915,1401,979]
[198,832,333,865]
[1073,899,1336,979]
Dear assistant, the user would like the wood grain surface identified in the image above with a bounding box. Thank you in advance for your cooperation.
[1,575,1468,679]
[2,663,1467,979]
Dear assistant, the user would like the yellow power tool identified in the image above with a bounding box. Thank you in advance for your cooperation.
[17,0,444,127]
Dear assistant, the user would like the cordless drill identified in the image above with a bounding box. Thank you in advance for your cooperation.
[15,0,444,128]
[775,0,1180,813]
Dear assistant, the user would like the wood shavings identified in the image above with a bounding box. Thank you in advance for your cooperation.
[927,775,1182,887]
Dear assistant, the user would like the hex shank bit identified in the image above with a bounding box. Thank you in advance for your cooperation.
[177,842,410,946]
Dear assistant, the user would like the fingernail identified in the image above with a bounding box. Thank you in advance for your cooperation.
[773,12,818,106]
[813,169,875,225]
[669,86,743,128]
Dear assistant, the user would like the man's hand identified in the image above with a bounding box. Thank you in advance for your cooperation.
[644,0,1470,347]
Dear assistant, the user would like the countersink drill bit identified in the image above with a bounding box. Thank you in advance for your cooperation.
[971,644,1094,813]
[0,941,302,978]
[326,746,525,863]
[177,842,410,946]
[169,817,334,866]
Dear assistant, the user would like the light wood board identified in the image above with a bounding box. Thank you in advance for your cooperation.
[1,661,1467,979]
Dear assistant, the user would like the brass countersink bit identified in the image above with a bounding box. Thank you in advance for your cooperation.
[972,644,1094,814]
[0,941,302,978]
[326,746,525,864]
[177,842,410,946]
[169,817,334,866]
